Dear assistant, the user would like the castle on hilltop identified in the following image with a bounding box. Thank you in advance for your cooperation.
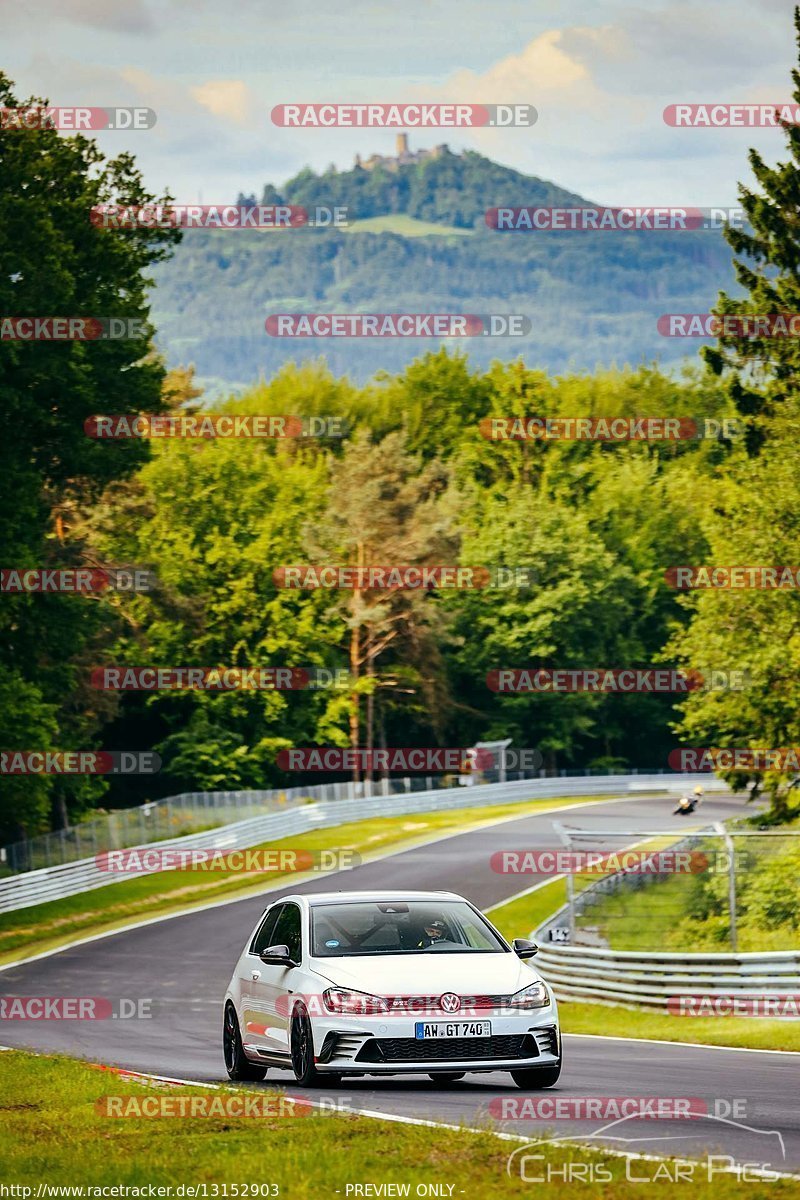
[355,134,450,172]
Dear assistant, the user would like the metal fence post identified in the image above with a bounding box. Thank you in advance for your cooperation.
[553,822,575,943]
[714,821,738,952]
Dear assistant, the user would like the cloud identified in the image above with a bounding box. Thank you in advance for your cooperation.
[190,80,253,125]
[560,4,794,92]
[2,0,154,33]
[437,25,624,135]
[447,28,590,95]
[417,8,796,206]
[4,0,795,210]
[434,26,634,170]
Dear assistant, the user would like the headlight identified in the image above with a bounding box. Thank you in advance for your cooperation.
[323,987,388,1015]
[507,981,550,1009]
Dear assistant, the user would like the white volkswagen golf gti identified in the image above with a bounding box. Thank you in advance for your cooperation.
[222,890,561,1088]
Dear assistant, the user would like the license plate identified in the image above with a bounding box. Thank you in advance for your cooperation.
[414,1021,491,1039]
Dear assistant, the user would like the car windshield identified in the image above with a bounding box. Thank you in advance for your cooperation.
[310,900,507,957]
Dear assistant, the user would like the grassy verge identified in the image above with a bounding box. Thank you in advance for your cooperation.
[487,878,567,942]
[0,794,598,965]
[487,880,800,1052]
[587,829,800,953]
[0,1051,794,1195]
[486,833,691,944]
[560,1000,800,1052]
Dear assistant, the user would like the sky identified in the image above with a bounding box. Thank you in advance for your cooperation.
[2,0,798,207]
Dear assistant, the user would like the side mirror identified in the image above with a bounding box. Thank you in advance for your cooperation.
[512,937,539,959]
[260,944,294,966]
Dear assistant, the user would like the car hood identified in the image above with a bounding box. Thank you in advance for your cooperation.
[309,952,541,997]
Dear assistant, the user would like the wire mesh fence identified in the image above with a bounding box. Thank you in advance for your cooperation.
[549,820,800,954]
[0,765,680,876]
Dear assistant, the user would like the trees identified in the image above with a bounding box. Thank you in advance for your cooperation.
[439,361,729,770]
[702,10,800,452]
[78,355,734,804]
[309,428,457,779]
[668,424,800,816]
[0,73,179,838]
[85,381,338,797]
[671,11,800,817]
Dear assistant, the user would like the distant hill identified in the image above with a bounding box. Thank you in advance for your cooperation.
[150,148,736,388]
[239,147,589,228]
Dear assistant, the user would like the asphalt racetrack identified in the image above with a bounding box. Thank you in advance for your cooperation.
[2,792,798,1176]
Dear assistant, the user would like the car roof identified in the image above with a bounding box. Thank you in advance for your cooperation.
[276,890,465,907]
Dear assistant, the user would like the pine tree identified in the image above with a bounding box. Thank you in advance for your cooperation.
[703,6,800,454]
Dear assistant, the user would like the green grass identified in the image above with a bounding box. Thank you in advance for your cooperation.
[486,833,690,945]
[1,1051,794,1195]
[487,878,567,942]
[560,1000,800,1052]
[345,213,473,237]
[487,873,800,1052]
[0,794,597,965]
[571,826,800,953]
[580,871,700,951]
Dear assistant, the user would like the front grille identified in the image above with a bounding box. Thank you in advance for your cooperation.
[356,1034,537,1063]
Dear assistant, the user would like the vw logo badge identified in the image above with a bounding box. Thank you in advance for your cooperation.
[440,992,461,1013]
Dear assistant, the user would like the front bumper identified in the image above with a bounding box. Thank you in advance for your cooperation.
[312,1008,561,1075]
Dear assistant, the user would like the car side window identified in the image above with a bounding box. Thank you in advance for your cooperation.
[271,902,302,963]
[251,905,283,955]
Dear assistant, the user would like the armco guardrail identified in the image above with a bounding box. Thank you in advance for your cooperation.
[533,879,800,1008]
[2,776,464,873]
[0,772,714,914]
[533,941,800,1009]
[0,764,699,873]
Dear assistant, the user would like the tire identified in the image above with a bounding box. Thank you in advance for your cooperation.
[223,1003,267,1081]
[429,1073,466,1083]
[290,1004,328,1087]
[511,1061,561,1089]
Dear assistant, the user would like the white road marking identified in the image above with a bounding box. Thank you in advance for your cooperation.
[565,1032,800,1056]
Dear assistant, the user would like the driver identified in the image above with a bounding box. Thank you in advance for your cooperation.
[417,918,448,948]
